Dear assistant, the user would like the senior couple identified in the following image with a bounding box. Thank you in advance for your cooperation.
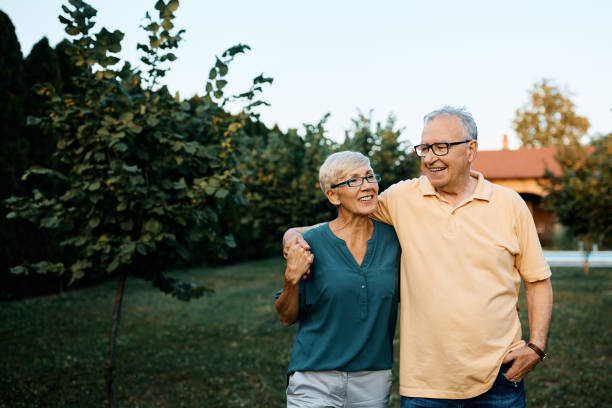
[275,106,553,408]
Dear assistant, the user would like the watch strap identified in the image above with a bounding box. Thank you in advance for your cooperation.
[527,342,547,361]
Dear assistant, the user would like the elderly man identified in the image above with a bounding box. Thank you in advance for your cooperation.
[283,106,553,407]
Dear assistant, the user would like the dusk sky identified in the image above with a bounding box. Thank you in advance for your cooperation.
[3,0,611,150]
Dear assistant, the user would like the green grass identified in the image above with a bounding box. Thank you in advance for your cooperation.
[1,261,610,407]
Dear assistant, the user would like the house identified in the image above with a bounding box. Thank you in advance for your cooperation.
[471,135,562,244]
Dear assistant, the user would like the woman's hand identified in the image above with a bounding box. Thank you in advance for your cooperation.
[285,241,314,285]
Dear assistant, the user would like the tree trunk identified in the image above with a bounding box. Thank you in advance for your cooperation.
[105,273,127,408]
[583,257,590,275]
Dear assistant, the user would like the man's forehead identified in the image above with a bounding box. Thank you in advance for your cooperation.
[421,116,464,142]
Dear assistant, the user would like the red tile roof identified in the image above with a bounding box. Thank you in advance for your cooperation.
[472,147,562,179]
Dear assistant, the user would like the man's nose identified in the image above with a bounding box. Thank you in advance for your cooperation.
[421,149,437,163]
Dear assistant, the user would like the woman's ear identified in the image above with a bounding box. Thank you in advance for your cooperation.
[326,189,341,206]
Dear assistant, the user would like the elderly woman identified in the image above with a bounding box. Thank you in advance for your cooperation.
[275,151,401,408]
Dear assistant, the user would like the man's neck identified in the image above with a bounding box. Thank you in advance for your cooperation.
[435,173,478,207]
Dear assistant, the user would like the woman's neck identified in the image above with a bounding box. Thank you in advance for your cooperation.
[329,212,373,243]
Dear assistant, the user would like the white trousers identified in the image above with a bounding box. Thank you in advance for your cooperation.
[286,369,392,408]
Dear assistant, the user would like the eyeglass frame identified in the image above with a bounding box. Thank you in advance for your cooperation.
[413,139,473,157]
[331,173,381,189]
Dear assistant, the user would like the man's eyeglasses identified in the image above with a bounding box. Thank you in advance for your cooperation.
[331,174,381,188]
[413,140,472,157]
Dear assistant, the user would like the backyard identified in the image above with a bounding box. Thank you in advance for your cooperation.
[1,260,610,407]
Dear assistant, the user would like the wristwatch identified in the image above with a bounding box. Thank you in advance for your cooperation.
[527,342,547,361]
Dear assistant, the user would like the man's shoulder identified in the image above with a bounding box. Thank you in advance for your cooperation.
[485,180,525,203]
[483,179,530,215]
[303,223,329,242]
[381,176,423,198]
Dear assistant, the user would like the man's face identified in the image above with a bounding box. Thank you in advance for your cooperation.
[420,115,477,192]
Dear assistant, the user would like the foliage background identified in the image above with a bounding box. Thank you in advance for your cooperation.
[0,2,418,299]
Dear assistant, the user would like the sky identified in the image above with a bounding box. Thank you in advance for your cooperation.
[2,0,611,150]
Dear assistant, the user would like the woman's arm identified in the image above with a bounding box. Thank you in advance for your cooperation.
[275,243,314,326]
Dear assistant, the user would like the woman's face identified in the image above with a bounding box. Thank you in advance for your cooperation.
[327,165,379,216]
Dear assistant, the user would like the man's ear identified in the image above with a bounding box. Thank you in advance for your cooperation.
[326,189,341,206]
[467,139,478,163]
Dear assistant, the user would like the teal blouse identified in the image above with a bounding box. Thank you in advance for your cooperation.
[284,220,400,376]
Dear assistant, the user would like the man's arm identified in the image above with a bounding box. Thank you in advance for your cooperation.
[502,277,553,381]
[282,224,324,258]
[275,243,314,326]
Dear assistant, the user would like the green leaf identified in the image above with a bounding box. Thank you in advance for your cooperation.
[146,116,160,127]
[113,142,127,152]
[143,22,160,33]
[222,43,251,58]
[123,164,140,173]
[26,116,43,126]
[215,188,229,199]
[253,73,274,85]
[89,218,101,228]
[215,58,228,76]
[10,265,29,275]
[143,218,162,235]
[120,219,134,231]
[161,19,174,31]
[41,216,60,228]
[167,0,179,12]
[224,234,237,248]
[205,82,213,94]
[216,80,227,89]
[65,26,81,36]
[208,68,217,80]
[120,112,134,122]
[107,258,120,273]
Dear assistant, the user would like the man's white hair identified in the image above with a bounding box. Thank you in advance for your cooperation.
[423,106,478,141]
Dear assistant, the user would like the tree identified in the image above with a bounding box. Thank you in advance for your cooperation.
[24,37,62,178]
[0,9,37,299]
[4,0,269,406]
[23,37,63,167]
[544,133,612,273]
[55,39,81,95]
[342,110,419,191]
[231,115,338,259]
[514,79,590,148]
[0,10,28,197]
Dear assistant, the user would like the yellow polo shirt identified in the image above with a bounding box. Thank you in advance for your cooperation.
[372,171,551,399]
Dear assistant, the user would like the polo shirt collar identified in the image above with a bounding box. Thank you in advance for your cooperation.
[417,170,492,201]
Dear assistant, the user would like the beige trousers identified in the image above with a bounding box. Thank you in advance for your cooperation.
[286,369,392,408]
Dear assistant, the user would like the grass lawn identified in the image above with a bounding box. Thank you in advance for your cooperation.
[1,260,610,407]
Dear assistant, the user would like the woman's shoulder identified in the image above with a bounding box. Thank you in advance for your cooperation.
[373,219,396,235]
[372,220,400,246]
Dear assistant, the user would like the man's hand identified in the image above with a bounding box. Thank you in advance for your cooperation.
[282,228,311,258]
[501,345,542,381]
[284,242,314,285]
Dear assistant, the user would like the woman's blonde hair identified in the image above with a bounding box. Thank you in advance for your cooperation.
[318,151,371,194]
